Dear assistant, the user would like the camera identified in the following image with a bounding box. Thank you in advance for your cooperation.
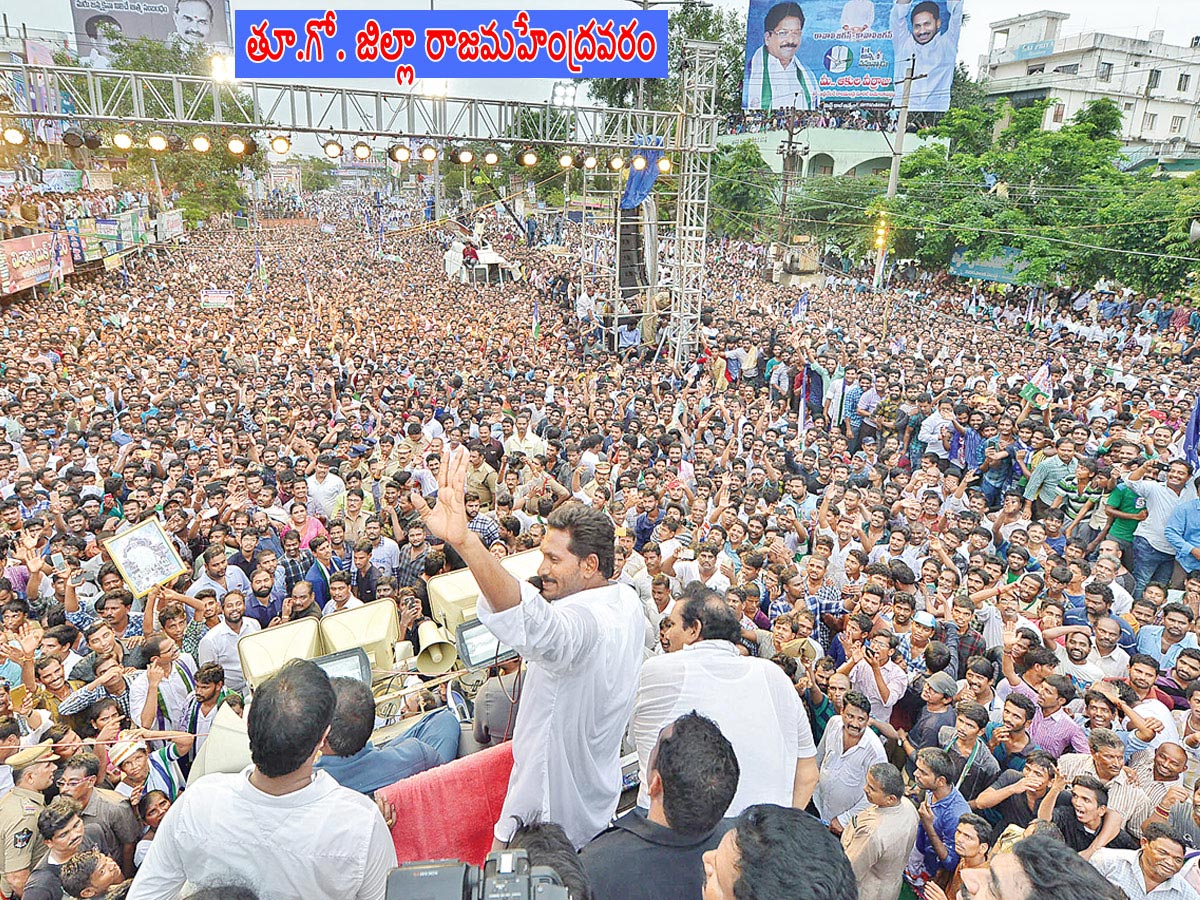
[385,850,568,900]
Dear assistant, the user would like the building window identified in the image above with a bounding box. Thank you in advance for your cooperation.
[1098,61,1113,82]
[1142,112,1158,131]
[1053,104,1065,123]
[1148,69,1161,90]
[1171,115,1185,133]
[1179,73,1192,92]
[1027,64,1045,75]
[1053,63,1079,75]
[1124,102,1134,111]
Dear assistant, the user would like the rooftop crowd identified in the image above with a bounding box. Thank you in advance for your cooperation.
[0,180,1193,900]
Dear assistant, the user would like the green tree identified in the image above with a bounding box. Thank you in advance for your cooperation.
[709,141,774,237]
[298,155,338,193]
[56,34,264,223]
[1071,98,1123,141]
[580,0,746,116]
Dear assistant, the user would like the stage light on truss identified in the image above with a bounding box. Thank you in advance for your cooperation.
[352,140,372,160]
[518,147,538,167]
[481,149,500,166]
[111,129,133,150]
[167,133,185,153]
[657,156,672,173]
[227,134,247,155]
[454,147,474,164]
[190,133,211,153]
[418,143,437,162]
[323,139,343,159]
[242,137,259,155]
[269,135,291,155]
[388,144,411,163]
[607,153,624,171]
[84,131,102,150]
[63,127,85,148]
[631,154,647,171]
[147,130,169,152]
[558,151,574,169]
[580,153,598,170]
[1,125,25,146]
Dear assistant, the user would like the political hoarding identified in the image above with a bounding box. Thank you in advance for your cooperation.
[948,245,1032,285]
[72,0,231,70]
[0,233,74,296]
[199,289,235,309]
[42,169,85,192]
[740,0,963,112]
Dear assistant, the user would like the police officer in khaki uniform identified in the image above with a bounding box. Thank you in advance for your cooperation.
[0,743,57,899]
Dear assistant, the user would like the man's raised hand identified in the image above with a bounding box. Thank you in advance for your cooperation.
[411,448,470,548]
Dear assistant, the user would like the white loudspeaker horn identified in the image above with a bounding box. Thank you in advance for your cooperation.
[1189,219,1200,244]
[416,620,458,676]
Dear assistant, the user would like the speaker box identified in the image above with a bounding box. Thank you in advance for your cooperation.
[617,205,647,300]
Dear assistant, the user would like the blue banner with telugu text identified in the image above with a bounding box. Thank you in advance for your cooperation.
[234,9,669,84]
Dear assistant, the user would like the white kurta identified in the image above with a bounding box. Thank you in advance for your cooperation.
[477,579,645,848]
[127,768,396,900]
[631,640,816,815]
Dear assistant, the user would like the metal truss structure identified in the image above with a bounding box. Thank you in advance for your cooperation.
[666,40,719,366]
[0,46,719,361]
[1,61,688,150]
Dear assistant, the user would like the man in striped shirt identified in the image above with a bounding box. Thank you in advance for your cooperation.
[1023,438,1078,521]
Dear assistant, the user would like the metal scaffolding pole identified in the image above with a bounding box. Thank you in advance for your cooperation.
[668,39,720,367]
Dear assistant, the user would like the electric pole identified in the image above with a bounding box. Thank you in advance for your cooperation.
[776,96,801,244]
[876,56,924,294]
[886,55,923,199]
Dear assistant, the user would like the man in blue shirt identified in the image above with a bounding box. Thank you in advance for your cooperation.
[315,677,460,795]
[905,747,971,891]
[1136,602,1199,670]
[1165,495,1200,577]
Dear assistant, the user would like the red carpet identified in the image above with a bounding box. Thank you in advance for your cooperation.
[378,742,515,866]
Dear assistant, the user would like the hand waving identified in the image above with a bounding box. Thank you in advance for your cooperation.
[411,449,469,548]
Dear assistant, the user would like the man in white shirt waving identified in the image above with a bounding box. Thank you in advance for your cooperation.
[413,450,646,849]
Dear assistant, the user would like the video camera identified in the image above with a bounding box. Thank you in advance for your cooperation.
[385,849,569,900]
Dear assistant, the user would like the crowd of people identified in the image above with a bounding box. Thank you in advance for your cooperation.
[2,185,157,239]
[0,177,1192,900]
[722,106,891,135]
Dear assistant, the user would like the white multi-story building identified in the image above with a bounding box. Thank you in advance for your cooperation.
[980,11,1200,171]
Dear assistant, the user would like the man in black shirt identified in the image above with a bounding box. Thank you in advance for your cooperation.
[973,749,1057,833]
[24,796,90,900]
[581,712,738,900]
[1042,774,1139,855]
